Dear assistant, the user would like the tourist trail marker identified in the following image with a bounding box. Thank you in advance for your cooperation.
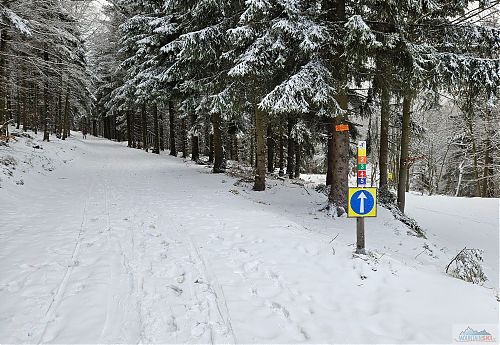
[348,187,377,217]
[349,141,377,254]
[335,123,349,132]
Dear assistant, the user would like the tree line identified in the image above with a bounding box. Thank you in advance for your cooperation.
[2,0,499,213]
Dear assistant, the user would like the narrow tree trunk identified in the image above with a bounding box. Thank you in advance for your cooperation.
[294,142,301,178]
[152,103,160,154]
[250,123,255,167]
[16,86,21,129]
[56,65,62,137]
[0,28,6,135]
[181,117,188,158]
[212,111,225,173]
[397,94,412,213]
[469,121,481,197]
[267,125,274,173]
[22,88,27,131]
[233,135,239,161]
[278,120,284,176]
[34,83,38,134]
[406,165,411,192]
[204,118,210,156]
[254,106,267,190]
[326,118,335,186]
[209,133,214,163]
[42,50,49,142]
[159,108,165,151]
[168,100,176,156]
[379,83,390,195]
[482,115,494,197]
[62,91,69,140]
[126,110,132,147]
[287,115,295,178]
[141,103,148,152]
[191,112,199,161]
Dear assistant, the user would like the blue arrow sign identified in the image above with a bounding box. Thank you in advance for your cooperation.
[350,190,375,215]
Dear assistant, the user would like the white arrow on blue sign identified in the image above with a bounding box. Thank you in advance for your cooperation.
[350,190,375,215]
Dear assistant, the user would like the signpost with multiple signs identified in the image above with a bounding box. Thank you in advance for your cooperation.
[348,141,377,254]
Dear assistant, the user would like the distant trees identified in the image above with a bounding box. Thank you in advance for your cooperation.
[0,0,90,140]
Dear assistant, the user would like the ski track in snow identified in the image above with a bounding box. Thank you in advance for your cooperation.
[0,134,498,344]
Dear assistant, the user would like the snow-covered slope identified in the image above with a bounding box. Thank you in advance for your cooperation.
[0,130,498,343]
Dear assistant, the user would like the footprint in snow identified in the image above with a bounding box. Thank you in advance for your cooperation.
[176,273,185,284]
[267,301,290,319]
[167,284,183,296]
[243,260,260,273]
[166,315,178,332]
[191,322,207,338]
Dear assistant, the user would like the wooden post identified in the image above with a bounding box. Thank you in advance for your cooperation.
[356,141,367,254]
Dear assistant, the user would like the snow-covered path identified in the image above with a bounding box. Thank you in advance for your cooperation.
[0,135,498,343]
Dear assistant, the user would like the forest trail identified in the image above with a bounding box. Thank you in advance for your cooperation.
[0,135,497,343]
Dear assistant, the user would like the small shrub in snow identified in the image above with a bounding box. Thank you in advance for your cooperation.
[1,155,17,167]
[315,183,329,195]
[446,248,487,285]
[379,188,396,205]
[384,203,427,238]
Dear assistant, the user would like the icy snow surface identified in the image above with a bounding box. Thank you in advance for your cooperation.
[0,131,498,343]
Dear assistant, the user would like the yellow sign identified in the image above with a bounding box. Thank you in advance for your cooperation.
[388,172,393,181]
[348,187,377,218]
[357,148,366,157]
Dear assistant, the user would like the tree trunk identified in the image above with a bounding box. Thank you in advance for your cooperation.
[181,117,188,158]
[191,112,199,161]
[212,111,225,173]
[294,142,301,178]
[56,66,62,137]
[43,50,50,142]
[152,103,160,154]
[397,94,412,213]
[159,108,165,151]
[379,83,390,195]
[16,86,21,130]
[22,87,27,131]
[254,106,267,190]
[250,122,255,167]
[326,118,335,186]
[168,100,176,156]
[34,83,38,134]
[126,110,132,147]
[468,120,481,197]
[267,124,274,173]
[482,114,494,197]
[204,118,211,156]
[233,135,239,161]
[0,28,6,136]
[328,0,349,215]
[141,103,148,152]
[62,91,69,140]
[329,112,349,214]
[278,120,284,176]
[209,133,214,163]
[287,115,295,178]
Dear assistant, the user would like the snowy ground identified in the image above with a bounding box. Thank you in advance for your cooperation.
[0,129,498,343]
